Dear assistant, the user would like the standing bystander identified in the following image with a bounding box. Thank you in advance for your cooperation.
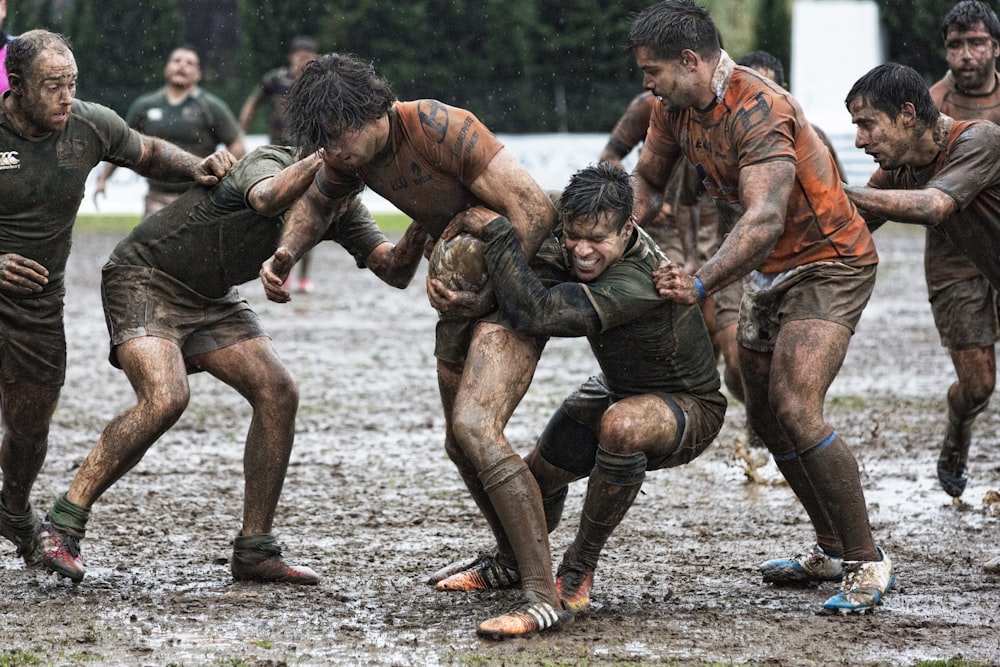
[240,36,319,293]
[94,46,246,216]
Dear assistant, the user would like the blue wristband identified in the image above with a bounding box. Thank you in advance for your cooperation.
[694,277,706,300]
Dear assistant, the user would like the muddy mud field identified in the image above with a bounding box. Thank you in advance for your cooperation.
[1,223,998,666]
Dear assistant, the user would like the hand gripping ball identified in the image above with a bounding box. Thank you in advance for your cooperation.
[428,233,488,292]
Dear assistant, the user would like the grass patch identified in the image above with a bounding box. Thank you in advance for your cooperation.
[0,651,42,667]
[74,212,412,235]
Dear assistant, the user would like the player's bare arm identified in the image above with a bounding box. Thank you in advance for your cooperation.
[365,221,429,289]
[844,184,957,227]
[247,151,324,216]
[468,148,555,259]
[654,160,792,303]
[260,180,351,302]
[632,169,669,228]
[132,135,236,186]
[0,253,49,294]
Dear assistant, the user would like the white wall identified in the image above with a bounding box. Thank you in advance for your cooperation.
[790,0,884,184]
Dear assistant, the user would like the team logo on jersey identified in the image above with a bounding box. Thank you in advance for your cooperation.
[417,100,450,143]
[147,108,164,121]
[56,137,88,168]
[411,162,432,186]
[0,151,20,170]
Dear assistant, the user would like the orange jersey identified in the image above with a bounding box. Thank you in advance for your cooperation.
[316,100,504,239]
[924,71,1000,294]
[638,59,877,274]
[867,116,1000,293]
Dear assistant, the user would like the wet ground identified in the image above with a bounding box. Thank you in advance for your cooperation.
[1,223,998,666]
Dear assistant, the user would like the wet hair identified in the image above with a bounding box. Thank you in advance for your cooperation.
[845,62,939,129]
[738,50,786,87]
[5,29,71,84]
[558,163,634,233]
[626,0,720,61]
[941,0,1000,42]
[285,53,396,154]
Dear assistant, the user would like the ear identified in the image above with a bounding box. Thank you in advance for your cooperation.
[679,48,699,71]
[6,73,21,94]
[897,101,919,128]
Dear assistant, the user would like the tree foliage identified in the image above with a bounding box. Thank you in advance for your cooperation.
[6,0,992,132]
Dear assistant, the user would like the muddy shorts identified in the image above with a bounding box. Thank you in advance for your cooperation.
[738,262,876,353]
[929,276,1000,350]
[545,374,727,475]
[102,262,266,370]
[711,277,743,330]
[0,289,67,387]
[434,234,570,364]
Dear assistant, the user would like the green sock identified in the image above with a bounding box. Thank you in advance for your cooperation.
[49,493,91,536]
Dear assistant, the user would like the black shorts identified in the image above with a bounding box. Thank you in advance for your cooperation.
[0,289,66,388]
[542,374,726,475]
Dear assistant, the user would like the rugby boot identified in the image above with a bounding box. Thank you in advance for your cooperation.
[759,544,843,584]
[936,400,983,498]
[435,551,520,591]
[426,549,495,585]
[476,598,572,640]
[823,547,895,613]
[984,555,1000,574]
[231,533,319,585]
[555,561,595,614]
[0,502,43,566]
[39,517,86,582]
[937,433,971,498]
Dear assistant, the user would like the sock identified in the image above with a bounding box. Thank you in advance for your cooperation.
[479,454,554,601]
[543,485,568,534]
[798,432,876,561]
[568,448,646,572]
[49,493,91,537]
[772,447,842,558]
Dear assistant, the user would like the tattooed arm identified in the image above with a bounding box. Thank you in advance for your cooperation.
[131,135,235,186]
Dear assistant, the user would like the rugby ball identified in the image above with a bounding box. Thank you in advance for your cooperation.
[428,233,488,292]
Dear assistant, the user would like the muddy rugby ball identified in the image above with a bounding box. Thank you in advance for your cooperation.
[428,233,489,292]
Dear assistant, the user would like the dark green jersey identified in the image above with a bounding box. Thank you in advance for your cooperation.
[125,88,242,193]
[0,97,143,296]
[483,218,720,397]
[111,145,389,298]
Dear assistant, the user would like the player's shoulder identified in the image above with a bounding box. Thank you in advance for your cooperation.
[70,98,126,124]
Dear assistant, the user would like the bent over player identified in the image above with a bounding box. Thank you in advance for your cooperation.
[38,144,427,583]
[431,163,725,615]
[0,30,232,568]
[260,53,571,637]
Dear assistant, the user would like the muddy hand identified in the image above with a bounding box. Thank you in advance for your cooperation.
[0,253,49,294]
[441,206,501,241]
[260,247,294,303]
[193,149,237,186]
[653,260,699,305]
[426,276,494,318]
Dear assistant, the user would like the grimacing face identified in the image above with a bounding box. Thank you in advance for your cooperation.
[849,97,911,170]
[944,22,1000,93]
[562,211,633,282]
[164,48,201,88]
[13,46,77,137]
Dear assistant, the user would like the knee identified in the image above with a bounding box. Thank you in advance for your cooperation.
[597,403,647,455]
[141,385,190,426]
[450,405,492,458]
